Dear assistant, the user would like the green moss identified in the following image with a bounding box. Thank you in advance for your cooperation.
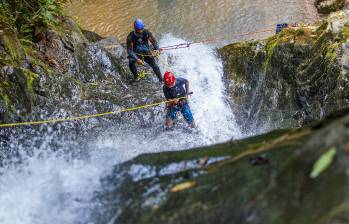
[132,129,299,167]
[218,41,261,81]
[0,82,15,113]
[315,0,345,14]
[264,38,279,72]
[337,24,349,43]
[2,34,25,64]
[263,27,315,72]
[21,68,39,95]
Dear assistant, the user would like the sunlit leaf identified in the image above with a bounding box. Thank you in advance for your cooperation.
[310,147,337,179]
[170,181,196,192]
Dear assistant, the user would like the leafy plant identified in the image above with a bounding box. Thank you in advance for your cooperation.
[0,0,69,42]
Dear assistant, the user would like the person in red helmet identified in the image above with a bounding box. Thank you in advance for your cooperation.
[163,71,196,129]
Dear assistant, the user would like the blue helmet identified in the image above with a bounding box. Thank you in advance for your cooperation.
[134,18,144,30]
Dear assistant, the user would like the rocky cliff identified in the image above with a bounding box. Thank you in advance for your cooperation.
[315,0,346,14]
[219,10,349,134]
[0,1,162,129]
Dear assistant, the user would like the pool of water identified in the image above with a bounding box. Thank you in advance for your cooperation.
[67,0,319,45]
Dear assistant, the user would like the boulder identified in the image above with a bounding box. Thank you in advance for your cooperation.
[99,110,349,224]
[218,12,349,134]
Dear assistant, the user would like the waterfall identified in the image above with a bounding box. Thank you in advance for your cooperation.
[0,35,240,224]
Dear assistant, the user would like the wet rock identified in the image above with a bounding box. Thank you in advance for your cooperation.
[315,0,345,14]
[95,37,127,59]
[0,14,164,126]
[100,110,349,224]
[248,154,270,166]
[82,29,104,42]
[219,11,349,134]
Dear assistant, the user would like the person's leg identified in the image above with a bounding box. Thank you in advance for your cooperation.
[128,58,138,80]
[165,106,178,129]
[144,56,163,82]
[181,103,196,128]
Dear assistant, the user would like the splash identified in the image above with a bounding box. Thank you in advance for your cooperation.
[94,34,241,163]
[0,35,240,224]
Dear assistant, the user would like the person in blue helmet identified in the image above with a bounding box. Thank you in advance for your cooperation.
[163,71,196,129]
[126,18,163,82]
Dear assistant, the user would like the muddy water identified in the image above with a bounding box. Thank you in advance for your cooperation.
[67,0,319,45]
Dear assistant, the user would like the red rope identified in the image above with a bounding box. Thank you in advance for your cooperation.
[159,27,275,52]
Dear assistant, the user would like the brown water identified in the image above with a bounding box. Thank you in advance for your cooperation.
[67,0,318,45]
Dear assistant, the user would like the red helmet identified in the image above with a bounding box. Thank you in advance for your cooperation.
[164,71,176,87]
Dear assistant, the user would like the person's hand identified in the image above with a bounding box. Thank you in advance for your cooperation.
[152,50,160,56]
[171,99,179,105]
[137,59,144,65]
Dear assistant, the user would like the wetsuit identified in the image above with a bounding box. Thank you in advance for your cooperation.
[163,77,194,124]
[126,29,162,81]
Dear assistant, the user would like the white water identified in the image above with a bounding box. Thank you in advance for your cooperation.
[0,36,240,224]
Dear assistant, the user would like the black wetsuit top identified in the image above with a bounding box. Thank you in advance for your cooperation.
[126,29,159,60]
[163,78,187,100]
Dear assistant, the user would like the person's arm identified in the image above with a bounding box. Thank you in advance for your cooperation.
[163,86,172,107]
[148,30,159,50]
[184,79,189,97]
[163,87,170,100]
[126,34,138,60]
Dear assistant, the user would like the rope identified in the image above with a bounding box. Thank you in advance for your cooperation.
[0,24,297,128]
[0,96,188,128]
[131,26,276,58]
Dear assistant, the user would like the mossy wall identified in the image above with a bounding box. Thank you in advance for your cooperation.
[0,1,134,124]
[219,13,349,134]
[315,0,346,14]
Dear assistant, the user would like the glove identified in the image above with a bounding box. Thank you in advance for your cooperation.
[137,59,144,65]
[152,50,160,56]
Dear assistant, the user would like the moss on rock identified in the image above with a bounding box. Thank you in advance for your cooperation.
[315,0,346,14]
[219,14,349,133]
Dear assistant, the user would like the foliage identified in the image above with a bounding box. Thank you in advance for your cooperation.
[0,0,69,43]
[310,147,337,179]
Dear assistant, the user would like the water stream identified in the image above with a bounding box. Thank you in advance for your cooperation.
[0,35,239,224]
[0,1,320,223]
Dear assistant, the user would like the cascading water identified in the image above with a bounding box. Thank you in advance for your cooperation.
[0,35,240,224]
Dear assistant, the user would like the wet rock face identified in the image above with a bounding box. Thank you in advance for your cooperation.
[219,11,349,134]
[0,18,162,125]
[101,110,349,224]
[315,0,345,14]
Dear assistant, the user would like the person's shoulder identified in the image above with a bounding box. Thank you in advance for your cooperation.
[177,77,187,82]
[141,29,150,36]
[127,31,135,39]
[163,85,170,94]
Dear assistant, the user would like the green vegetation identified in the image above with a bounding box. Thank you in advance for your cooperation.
[0,0,68,38]
[0,0,70,117]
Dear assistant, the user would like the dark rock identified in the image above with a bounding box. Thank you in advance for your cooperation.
[218,12,349,134]
[315,0,346,14]
[82,29,104,42]
[248,154,270,166]
[0,16,162,126]
[95,37,127,59]
[100,110,349,224]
